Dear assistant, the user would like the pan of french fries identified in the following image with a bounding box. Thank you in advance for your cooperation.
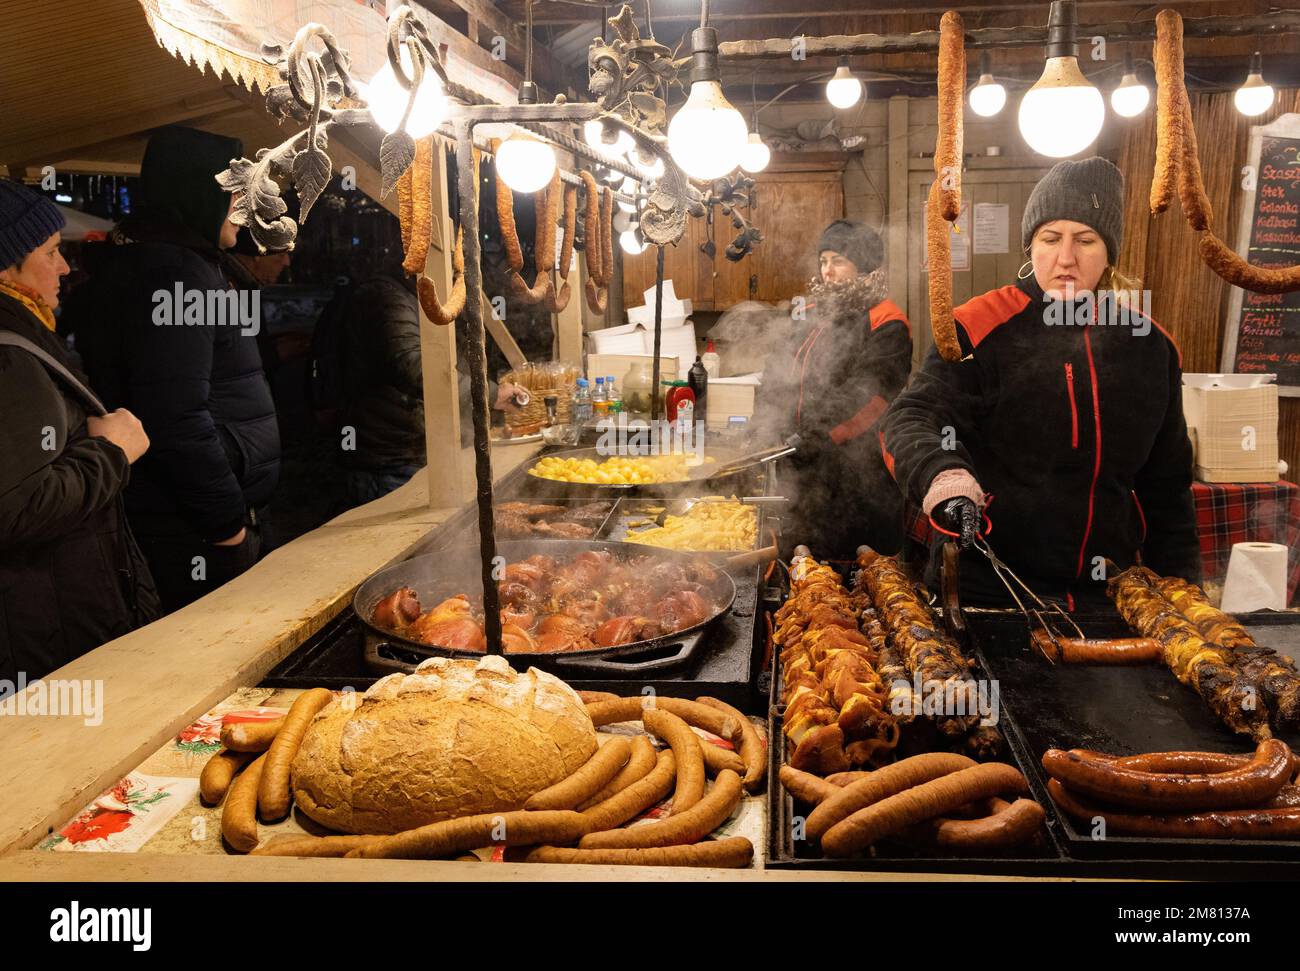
[621,497,760,554]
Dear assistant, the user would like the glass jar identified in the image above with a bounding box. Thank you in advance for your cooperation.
[622,360,677,420]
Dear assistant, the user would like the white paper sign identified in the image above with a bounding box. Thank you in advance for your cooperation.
[950,202,971,271]
[922,197,971,272]
[973,203,1010,255]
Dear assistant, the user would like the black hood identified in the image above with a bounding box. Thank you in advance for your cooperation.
[138,126,243,249]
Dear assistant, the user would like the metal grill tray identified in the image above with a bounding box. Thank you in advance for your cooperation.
[764,640,1071,875]
[968,608,1300,862]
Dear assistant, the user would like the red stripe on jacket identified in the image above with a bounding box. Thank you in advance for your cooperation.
[953,285,1030,350]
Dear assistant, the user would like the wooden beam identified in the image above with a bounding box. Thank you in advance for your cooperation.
[482,292,527,368]
[421,146,468,507]
[715,10,1300,60]
[425,0,581,98]
[886,95,909,331]
[1,91,243,171]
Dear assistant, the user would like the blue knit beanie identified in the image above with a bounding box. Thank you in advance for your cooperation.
[0,179,66,270]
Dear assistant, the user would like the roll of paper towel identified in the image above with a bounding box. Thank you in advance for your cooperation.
[1219,542,1288,612]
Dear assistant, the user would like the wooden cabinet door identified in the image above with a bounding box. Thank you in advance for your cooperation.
[747,171,844,303]
[621,156,846,312]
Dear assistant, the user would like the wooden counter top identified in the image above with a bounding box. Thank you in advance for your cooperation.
[0,448,538,858]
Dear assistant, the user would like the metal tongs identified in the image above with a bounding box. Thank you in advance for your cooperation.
[935,497,1083,661]
[967,531,1084,662]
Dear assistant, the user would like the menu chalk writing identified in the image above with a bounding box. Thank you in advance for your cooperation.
[1224,114,1300,392]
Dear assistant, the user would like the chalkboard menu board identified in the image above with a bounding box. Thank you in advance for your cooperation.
[1223,114,1300,394]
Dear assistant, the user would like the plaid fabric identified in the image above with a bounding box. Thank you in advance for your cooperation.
[905,481,1300,604]
[1194,481,1300,604]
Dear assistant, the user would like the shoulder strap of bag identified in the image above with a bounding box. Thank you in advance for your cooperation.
[0,330,107,417]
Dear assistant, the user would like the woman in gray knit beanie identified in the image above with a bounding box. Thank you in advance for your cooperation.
[879,157,1199,607]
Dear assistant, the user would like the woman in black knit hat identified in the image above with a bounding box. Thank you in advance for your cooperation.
[756,218,913,560]
[881,157,1198,607]
[0,179,159,683]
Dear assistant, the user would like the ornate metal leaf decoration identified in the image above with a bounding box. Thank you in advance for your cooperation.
[215,156,296,253]
[293,144,332,222]
[725,226,764,262]
[379,130,416,199]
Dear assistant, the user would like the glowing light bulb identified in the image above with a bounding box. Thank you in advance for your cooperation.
[667,80,748,181]
[629,146,665,179]
[825,64,863,110]
[1018,56,1105,157]
[620,227,648,255]
[739,132,771,173]
[364,49,447,138]
[1110,73,1150,117]
[969,74,1007,117]
[1235,54,1274,116]
[495,134,556,193]
[617,177,638,214]
[584,119,634,159]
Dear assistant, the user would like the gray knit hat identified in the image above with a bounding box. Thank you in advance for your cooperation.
[817,219,884,274]
[0,179,66,270]
[1021,156,1124,262]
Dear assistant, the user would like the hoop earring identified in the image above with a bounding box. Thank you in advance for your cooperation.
[1017,260,1034,281]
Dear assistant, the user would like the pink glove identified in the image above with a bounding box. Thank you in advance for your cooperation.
[922,468,986,517]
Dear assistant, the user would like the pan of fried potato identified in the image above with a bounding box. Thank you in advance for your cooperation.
[525,446,763,498]
[623,497,759,553]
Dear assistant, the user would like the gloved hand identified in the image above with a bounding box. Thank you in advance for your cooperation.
[923,468,987,550]
[938,496,981,549]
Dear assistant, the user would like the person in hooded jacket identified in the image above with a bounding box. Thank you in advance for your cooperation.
[0,180,160,683]
[880,157,1198,607]
[755,219,912,559]
[73,126,280,613]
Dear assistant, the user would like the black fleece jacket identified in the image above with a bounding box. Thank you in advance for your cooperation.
[757,298,913,557]
[880,274,1199,605]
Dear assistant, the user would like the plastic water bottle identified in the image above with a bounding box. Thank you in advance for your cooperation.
[605,375,621,414]
[593,376,609,416]
[572,377,593,426]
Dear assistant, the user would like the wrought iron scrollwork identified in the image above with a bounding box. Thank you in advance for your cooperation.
[216,6,445,252]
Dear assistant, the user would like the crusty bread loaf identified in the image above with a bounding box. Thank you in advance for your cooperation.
[291,656,597,834]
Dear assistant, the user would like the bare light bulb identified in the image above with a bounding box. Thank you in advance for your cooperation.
[739,132,771,173]
[1235,54,1274,116]
[1110,73,1150,117]
[826,64,863,110]
[620,227,648,255]
[629,146,665,179]
[1018,56,1105,157]
[584,119,634,159]
[617,177,638,214]
[496,134,557,193]
[667,80,749,180]
[969,74,1007,117]
[364,49,447,137]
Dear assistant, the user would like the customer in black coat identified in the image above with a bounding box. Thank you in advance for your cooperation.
[335,271,427,504]
[74,126,280,613]
[881,157,1199,607]
[755,219,912,560]
[0,180,159,683]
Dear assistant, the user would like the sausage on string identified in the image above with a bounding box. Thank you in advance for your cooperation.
[417,147,478,326]
[934,9,965,223]
[545,181,578,312]
[1149,8,1183,216]
[926,180,962,362]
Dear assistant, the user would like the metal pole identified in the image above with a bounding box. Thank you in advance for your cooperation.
[650,244,665,421]
[453,117,503,656]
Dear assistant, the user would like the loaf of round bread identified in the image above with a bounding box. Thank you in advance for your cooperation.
[291,655,597,834]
